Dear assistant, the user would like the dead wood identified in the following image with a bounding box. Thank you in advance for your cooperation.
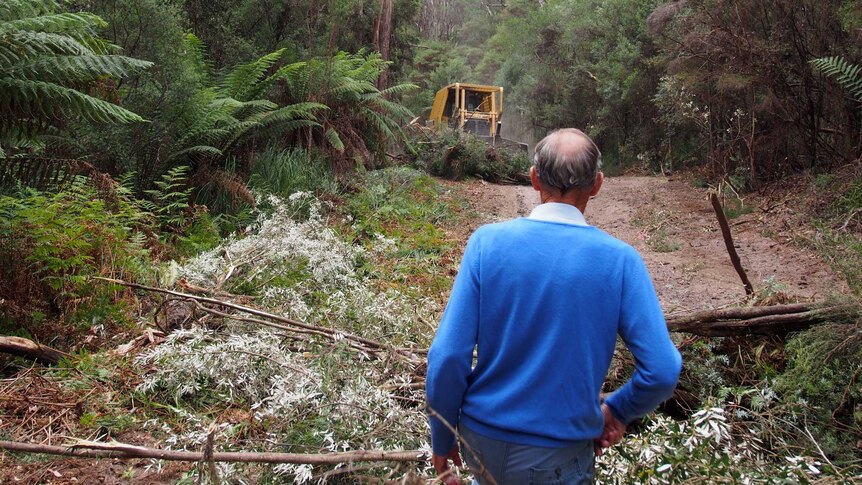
[0,440,426,464]
[0,336,69,365]
[710,193,754,295]
[94,277,424,363]
[666,303,858,337]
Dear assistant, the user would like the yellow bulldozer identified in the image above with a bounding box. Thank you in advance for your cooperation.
[428,83,504,139]
[424,82,528,151]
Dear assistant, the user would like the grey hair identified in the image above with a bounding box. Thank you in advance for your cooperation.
[533,128,602,193]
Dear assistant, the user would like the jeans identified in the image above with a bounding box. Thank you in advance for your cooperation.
[459,423,595,485]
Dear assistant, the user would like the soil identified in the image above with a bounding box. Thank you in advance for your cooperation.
[459,175,848,314]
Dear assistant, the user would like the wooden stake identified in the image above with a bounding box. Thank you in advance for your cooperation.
[710,193,754,295]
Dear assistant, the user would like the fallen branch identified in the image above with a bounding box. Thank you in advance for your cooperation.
[93,277,424,363]
[710,193,753,295]
[0,440,426,465]
[667,303,857,337]
[0,336,69,365]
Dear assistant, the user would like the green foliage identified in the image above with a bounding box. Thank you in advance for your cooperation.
[410,127,530,182]
[141,166,194,231]
[402,40,475,114]
[0,178,154,332]
[810,56,862,102]
[347,167,452,254]
[478,0,663,167]
[0,0,151,154]
[277,51,417,169]
[164,43,325,172]
[248,147,338,198]
[775,322,862,461]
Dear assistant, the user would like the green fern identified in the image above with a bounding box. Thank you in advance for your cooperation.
[276,51,417,167]
[0,0,152,155]
[144,166,194,230]
[810,56,862,102]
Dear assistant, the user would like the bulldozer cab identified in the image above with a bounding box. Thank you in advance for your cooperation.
[428,83,503,140]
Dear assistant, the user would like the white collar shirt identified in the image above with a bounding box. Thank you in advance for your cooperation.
[526,202,590,227]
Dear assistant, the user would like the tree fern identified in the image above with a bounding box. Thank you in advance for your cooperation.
[275,51,417,167]
[0,0,152,155]
[810,56,862,102]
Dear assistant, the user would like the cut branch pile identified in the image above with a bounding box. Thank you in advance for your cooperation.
[94,277,425,365]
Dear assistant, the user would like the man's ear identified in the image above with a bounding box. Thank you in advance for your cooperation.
[589,171,604,197]
[530,166,542,192]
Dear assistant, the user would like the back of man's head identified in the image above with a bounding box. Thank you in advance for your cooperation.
[533,128,602,193]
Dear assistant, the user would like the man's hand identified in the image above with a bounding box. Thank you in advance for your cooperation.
[432,444,463,484]
[594,403,626,456]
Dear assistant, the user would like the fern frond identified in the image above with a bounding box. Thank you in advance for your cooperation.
[380,82,419,96]
[166,145,223,161]
[8,54,152,82]
[0,78,146,124]
[325,127,345,152]
[257,61,306,97]
[361,108,396,138]
[0,32,93,65]
[811,56,862,102]
[219,48,285,101]
[0,12,106,36]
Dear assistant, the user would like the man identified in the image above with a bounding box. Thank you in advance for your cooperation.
[426,128,682,484]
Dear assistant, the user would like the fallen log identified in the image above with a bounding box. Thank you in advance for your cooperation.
[667,303,858,337]
[0,336,69,365]
[0,440,426,464]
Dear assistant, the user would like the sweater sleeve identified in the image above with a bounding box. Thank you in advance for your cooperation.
[605,250,682,425]
[426,234,481,456]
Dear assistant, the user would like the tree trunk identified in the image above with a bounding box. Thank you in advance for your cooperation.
[374,0,393,89]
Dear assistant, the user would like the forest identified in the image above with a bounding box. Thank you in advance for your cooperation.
[1,0,861,482]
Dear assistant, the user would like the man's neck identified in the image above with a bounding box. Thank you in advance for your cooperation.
[540,191,590,215]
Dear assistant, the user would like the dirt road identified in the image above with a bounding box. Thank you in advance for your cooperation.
[460,176,846,315]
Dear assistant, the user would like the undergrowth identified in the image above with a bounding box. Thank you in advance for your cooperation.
[0,178,153,337]
[409,127,530,183]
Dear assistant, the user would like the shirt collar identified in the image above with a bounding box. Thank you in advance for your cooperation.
[527,202,589,227]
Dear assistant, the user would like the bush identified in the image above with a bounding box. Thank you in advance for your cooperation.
[773,323,862,462]
[409,127,530,182]
[0,178,154,335]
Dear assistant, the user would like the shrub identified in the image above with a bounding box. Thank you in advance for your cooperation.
[0,178,154,335]
[773,323,862,462]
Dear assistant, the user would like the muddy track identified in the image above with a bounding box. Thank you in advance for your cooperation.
[460,176,846,315]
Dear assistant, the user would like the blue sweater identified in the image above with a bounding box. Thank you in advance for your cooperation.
[426,211,682,455]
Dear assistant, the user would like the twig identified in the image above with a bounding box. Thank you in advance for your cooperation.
[0,440,427,464]
[840,208,861,231]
